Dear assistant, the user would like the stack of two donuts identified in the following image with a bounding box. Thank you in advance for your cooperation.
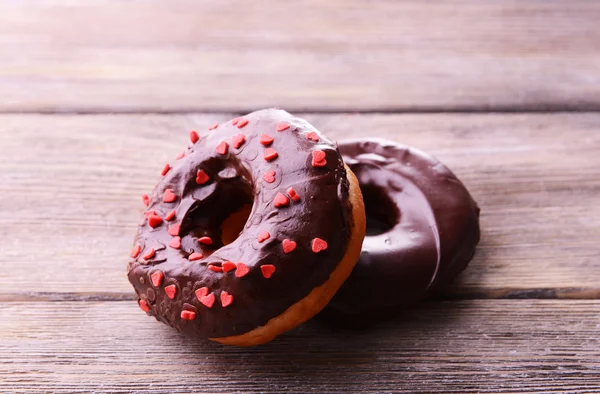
[127,109,480,346]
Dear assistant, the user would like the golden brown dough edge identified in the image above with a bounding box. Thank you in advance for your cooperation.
[210,164,366,346]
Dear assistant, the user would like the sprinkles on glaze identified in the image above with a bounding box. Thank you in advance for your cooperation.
[198,236,212,245]
[167,224,180,236]
[264,148,278,161]
[232,134,246,149]
[169,236,181,249]
[199,293,216,308]
[163,189,177,203]
[261,265,276,279]
[257,230,270,243]
[215,141,229,155]
[196,170,210,185]
[130,245,142,258]
[222,261,236,273]
[188,252,203,261]
[139,299,151,312]
[181,310,196,320]
[260,134,274,146]
[143,248,156,261]
[263,170,276,183]
[150,271,163,287]
[127,109,352,340]
[164,285,177,299]
[165,210,176,221]
[273,192,290,208]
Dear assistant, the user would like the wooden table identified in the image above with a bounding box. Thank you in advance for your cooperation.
[1,2,599,392]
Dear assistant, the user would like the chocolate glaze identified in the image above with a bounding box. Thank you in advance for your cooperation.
[127,109,352,338]
[327,139,480,315]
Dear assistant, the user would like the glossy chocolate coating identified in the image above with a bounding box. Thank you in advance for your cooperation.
[127,109,352,338]
[328,139,480,315]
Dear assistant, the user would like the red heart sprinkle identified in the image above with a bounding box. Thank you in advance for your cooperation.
[232,117,241,125]
[198,236,212,245]
[222,261,236,273]
[263,170,276,183]
[164,285,177,299]
[176,151,185,160]
[257,230,270,243]
[189,252,203,261]
[216,141,229,155]
[168,224,180,236]
[282,239,297,254]
[312,238,328,253]
[306,132,320,142]
[287,187,300,202]
[196,287,209,298]
[165,210,176,221]
[260,134,274,146]
[236,118,249,128]
[208,121,219,130]
[311,150,327,167]
[150,271,163,287]
[196,170,209,185]
[169,236,181,249]
[144,210,157,218]
[147,214,163,228]
[235,262,250,278]
[273,192,290,208]
[163,189,177,203]
[261,265,276,279]
[180,310,196,320]
[142,194,150,206]
[130,245,141,258]
[139,299,151,312]
[276,123,290,132]
[161,164,171,176]
[200,293,216,308]
[143,248,156,261]
[208,264,223,272]
[190,130,200,144]
[232,133,246,149]
[221,291,234,307]
[264,148,278,161]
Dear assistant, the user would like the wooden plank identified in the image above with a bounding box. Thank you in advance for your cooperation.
[0,113,599,297]
[0,300,598,392]
[0,1,599,112]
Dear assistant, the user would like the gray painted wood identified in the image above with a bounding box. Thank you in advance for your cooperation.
[0,1,599,112]
[1,300,599,393]
[1,113,599,296]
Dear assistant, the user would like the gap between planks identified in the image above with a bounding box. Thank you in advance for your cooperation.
[1,287,599,303]
[2,107,600,116]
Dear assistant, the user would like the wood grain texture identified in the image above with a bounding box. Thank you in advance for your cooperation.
[1,113,599,297]
[1,1,599,112]
[0,300,598,393]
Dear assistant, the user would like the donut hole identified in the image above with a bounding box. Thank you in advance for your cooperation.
[361,184,399,236]
[182,175,254,254]
[221,204,253,246]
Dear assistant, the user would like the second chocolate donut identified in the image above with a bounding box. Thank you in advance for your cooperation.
[327,138,481,316]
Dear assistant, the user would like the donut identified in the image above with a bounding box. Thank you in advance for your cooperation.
[127,109,366,346]
[327,139,480,316]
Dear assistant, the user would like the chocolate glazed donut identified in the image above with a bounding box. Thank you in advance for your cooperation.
[327,139,480,316]
[127,109,365,346]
